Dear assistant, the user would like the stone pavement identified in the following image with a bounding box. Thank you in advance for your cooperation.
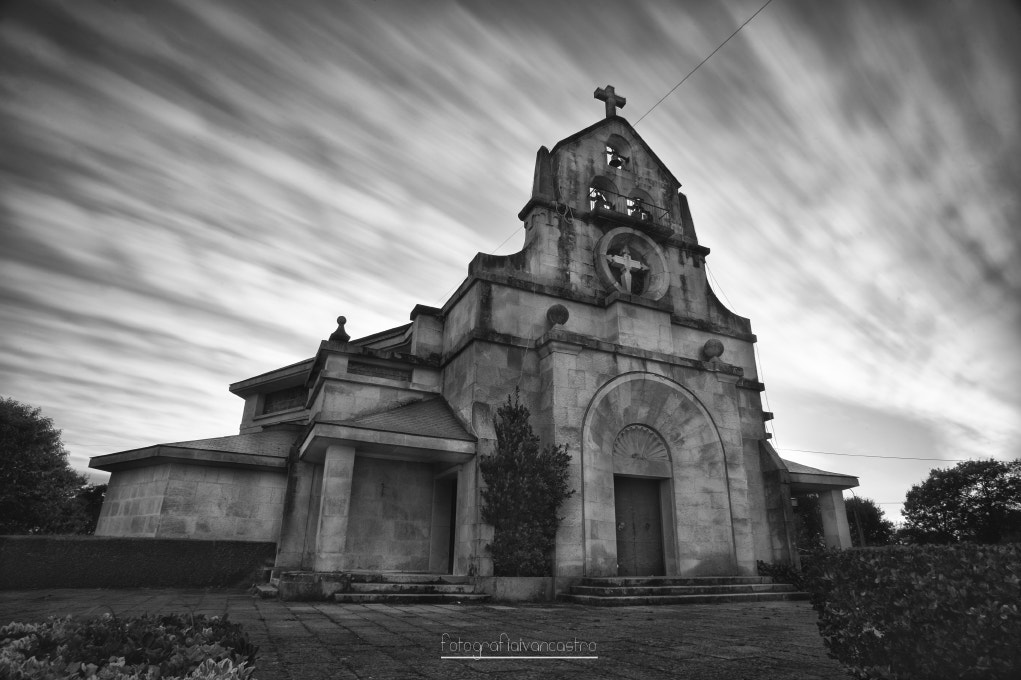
[0,589,847,679]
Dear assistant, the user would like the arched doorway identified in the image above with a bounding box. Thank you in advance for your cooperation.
[581,372,738,577]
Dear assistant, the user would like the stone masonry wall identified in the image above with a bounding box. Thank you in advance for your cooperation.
[95,465,171,537]
[99,463,286,542]
[343,457,435,571]
[156,463,286,541]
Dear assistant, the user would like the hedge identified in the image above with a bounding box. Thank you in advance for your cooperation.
[0,536,275,589]
[807,544,1021,680]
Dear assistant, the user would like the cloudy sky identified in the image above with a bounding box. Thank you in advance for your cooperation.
[1,0,1018,522]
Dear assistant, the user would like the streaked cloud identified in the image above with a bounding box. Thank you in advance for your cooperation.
[1,0,1018,517]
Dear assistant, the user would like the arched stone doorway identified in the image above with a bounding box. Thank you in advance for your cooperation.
[581,372,738,577]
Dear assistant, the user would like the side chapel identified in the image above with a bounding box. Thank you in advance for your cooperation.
[91,87,858,581]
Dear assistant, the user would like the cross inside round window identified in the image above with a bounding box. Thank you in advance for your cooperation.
[594,227,670,301]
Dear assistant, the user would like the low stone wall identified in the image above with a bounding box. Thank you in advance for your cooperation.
[0,535,275,589]
[476,576,556,601]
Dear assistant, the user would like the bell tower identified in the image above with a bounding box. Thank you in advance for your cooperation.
[450,85,785,578]
[504,85,738,334]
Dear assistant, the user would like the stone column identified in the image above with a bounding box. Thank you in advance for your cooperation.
[537,336,587,579]
[313,444,356,571]
[274,460,321,570]
[818,489,853,549]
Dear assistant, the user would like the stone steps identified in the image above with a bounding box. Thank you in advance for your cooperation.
[348,582,475,594]
[333,592,491,604]
[560,575,808,606]
[582,576,773,587]
[562,591,809,606]
[569,583,795,597]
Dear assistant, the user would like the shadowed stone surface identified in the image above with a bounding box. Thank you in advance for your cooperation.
[0,588,845,679]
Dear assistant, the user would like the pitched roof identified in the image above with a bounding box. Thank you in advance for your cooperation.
[780,457,858,491]
[90,428,298,472]
[163,429,297,458]
[339,398,475,441]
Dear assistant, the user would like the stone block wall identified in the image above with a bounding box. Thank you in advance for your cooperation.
[96,463,286,542]
[343,458,435,571]
[157,464,286,541]
[95,465,171,537]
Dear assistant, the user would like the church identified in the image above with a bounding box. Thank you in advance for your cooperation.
[90,87,857,584]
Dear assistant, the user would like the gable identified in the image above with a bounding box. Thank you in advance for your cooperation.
[550,115,683,189]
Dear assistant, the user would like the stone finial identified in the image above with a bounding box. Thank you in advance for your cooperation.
[329,316,351,343]
[546,304,570,327]
[531,146,554,202]
[702,338,724,361]
[594,85,626,118]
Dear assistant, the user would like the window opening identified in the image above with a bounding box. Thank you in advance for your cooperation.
[262,386,306,414]
[605,145,630,169]
[589,186,615,212]
[627,197,652,222]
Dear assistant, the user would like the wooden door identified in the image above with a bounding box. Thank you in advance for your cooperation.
[614,476,665,576]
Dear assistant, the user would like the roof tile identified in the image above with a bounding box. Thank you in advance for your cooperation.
[344,399,474,441]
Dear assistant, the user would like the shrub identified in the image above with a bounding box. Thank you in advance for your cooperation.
[0,613,258,679]
[806,544,1021,679]
[479,391,573,577]
[756,559,806,590]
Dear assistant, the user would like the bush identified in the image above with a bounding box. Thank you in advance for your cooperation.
[756,559,806,590]
[479,391,573,577]
[806,544,1021,679]
[0,613,258,679]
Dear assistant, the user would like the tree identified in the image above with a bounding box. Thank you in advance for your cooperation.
[0,396,100,534]
[845,496,894,547]
[901,459,1021,544]
[479,391,573,576]
[792,493,825,550]
[794,493,894,548]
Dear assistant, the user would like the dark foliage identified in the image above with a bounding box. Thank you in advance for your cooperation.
[0,612,258,678]
[846,496,895,547]
[0,397,99,534]
[791,493,824,550]
[756,559,806,590]
[806,544,1021,680]
[75,483,108,534]
[794,493,894,548]
[479,391,573,577]
[900,459,1021,544]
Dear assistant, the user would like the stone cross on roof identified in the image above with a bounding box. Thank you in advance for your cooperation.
[594,85,627,118]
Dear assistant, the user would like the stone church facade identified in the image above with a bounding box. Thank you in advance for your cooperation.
[91,87,857,581]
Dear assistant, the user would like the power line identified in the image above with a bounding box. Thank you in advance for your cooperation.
[706,263,784,449]
[433,225,523,305]
[779,447,971,462]
[706,263,784,448]
[705,264,738,313]
[491,225,524,254]
[634,0,777,126]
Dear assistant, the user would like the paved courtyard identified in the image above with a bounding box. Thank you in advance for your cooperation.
[0,589,847,679]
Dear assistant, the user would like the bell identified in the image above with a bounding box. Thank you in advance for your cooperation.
[608,153,623,168]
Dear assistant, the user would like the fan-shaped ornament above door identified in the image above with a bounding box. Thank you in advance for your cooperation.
[612,424,671,477]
